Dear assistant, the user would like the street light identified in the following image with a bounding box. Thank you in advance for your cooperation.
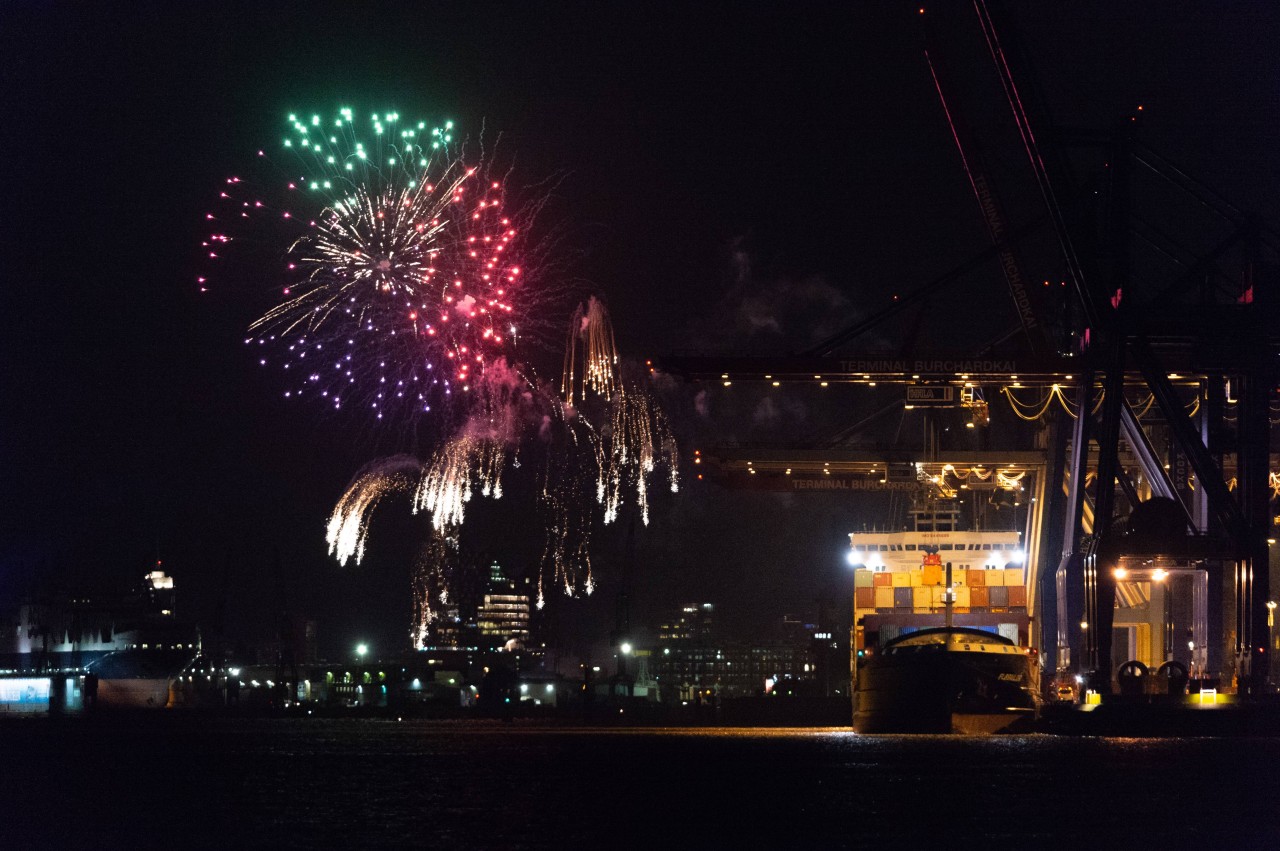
[1268,602,1278,691]
[356,643,368,659]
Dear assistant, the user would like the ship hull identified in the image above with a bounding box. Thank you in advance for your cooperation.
[853,632,1038,734]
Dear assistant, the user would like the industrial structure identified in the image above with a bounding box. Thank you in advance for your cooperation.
[660,3,1280,699]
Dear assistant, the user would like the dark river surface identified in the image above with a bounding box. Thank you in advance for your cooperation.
[3,718,1278,848]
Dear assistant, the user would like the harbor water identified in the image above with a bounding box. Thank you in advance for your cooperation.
[3,718,1278,847]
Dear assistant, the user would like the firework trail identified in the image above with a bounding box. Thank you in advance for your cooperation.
[557,295,678,525]
[561,295,618,405]
[410,529,459,649]
[535,406,603,607]
[326,455,423,566]
[413,433,508,532]
[205,109,553,430]
[601,385,680,525]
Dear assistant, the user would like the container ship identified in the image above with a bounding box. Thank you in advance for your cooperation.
[849,504,1040,733]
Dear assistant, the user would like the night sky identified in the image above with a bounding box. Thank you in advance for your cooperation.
[2,2,1278,660]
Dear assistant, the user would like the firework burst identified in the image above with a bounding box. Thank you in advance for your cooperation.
[214,111,679,647]
[205,109,552,430]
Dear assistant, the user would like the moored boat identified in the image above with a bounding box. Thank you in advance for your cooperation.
[853,625,1039,733]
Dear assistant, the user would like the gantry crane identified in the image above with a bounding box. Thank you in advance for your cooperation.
[658,2,1280,694]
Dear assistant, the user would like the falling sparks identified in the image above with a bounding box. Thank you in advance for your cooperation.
[413,433,507,532]
[536,407,603,606]
[410,530,459,649]
[326,456,422,566]
[601,385,680,525]
[562,295,618,404]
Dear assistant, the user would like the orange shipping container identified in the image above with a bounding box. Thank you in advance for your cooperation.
[970,586,990,607]
[966,569,986,587]
[922,564,943,586]
[1008,585,1027,607]
[873,572,892,587]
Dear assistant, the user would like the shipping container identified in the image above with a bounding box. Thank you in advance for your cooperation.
[989,585,1009,607]
[912,586,931,609]
[893,587,913,608]
[930,586,947,606]
[953,586,971,607]
[966,569,986,587]
[1008,585,1027,607]
[970,586,990,607]
[922,564,943,586]
[855,587,875,610]
[874,587,895,609]
[854,569,874,588]
[985,569,1005,587]
[890,572,910,588]
[909,570,923,587]
[873,572,892,587]
[1004,567,1024,587]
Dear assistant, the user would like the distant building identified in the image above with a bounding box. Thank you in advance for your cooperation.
[651,604,827,701]
[0,565,197,675]
[476,562,531,651]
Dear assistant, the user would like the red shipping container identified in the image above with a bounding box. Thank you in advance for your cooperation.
[1008,585,1027,607]
[873,572,892,587]
[855,587,875,609]
[969,586,990,607]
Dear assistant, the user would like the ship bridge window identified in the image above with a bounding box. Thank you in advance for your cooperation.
[940,544,953,550]
[905,544,916,551]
